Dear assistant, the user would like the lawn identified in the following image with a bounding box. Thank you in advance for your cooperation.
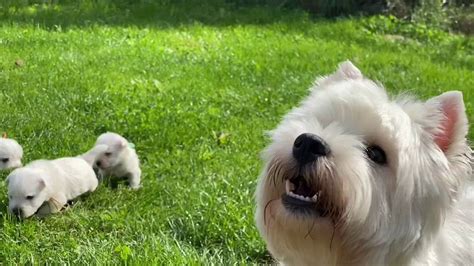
[0,0,472,264]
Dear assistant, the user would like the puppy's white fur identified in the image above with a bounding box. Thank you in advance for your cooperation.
[7,157,98,218]
[86,132,141,189]
[255,61,473,265]
[0,138,23,170]
[80,144,108,166]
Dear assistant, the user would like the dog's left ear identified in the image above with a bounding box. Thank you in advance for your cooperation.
[117,139,127,149]
[38,177,47,191]
[426,91,468,153]
[35,171,49,191]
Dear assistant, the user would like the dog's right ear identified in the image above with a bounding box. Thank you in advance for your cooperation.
[336,60,363,80]
[315,60,363,88]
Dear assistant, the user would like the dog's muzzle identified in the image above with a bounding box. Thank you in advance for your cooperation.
[280,133,332,217]
[292,133,330,165]
[11,207,23,218]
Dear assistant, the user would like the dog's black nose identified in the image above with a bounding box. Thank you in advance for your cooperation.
[96,161,101,167]
[11,207,22,217]
[293,133,330,165]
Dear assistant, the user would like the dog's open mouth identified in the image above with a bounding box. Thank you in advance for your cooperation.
[282,175,327,217]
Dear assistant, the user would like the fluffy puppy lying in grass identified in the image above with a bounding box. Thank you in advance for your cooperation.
[6,157,98,218]
[0,135,23,170]
[83,132,141,189]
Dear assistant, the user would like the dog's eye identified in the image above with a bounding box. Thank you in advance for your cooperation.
[26,195,34,200]
[1,158,9,163]
[366,145,387,165]
[105,152,112,157]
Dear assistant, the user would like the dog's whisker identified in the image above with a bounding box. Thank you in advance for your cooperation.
[329,218,336,250]
[305,220,316,239]
[263,198,278,227]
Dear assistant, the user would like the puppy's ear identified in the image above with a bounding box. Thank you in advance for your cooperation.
[37,175,48,191]
[38,178,46,190]
[425,91,468,153]
[115,139,127,149]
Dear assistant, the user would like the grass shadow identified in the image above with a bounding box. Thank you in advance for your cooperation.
[0,0,309,29]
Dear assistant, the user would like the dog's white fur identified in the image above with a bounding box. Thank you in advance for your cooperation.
[255,61,473,265]
[7,157,98,218]
[85,132,141,189]
[80,144,108,166]
[0,138,23,170]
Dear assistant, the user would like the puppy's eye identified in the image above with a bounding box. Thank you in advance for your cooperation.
[105,152,112,157]
[1,158,9,163]
[366,145,387,165]
[26,195,34,200]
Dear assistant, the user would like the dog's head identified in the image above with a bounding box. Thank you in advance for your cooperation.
[255,61,472,265]
[94,132,129,170]
[6,168,51,218]
[0,138,23,170]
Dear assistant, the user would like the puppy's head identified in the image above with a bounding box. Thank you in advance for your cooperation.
[0,138,23,170]
[255,61,472,264]
[94,132,129,170]
[6,168,50,218]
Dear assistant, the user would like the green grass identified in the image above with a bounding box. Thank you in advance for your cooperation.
[0,1,472,264]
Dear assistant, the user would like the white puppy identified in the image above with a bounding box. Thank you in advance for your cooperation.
[0,137,23,170]
[7,157,98,218]
[86,132,141,189]
[255,61,473,265]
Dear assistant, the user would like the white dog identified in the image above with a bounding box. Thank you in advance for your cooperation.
[255,61,473,265]
[85,132,141,189]
[7,157,98,218]
[0,136,23,170]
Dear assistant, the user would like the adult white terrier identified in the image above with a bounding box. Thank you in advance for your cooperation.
[0,136,23,170]
[7,157,98,218]
[85,132,141,189]
[255,61,473,265]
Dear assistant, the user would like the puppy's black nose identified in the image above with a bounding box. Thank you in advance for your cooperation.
[11,207,22,217]
[293,133,330,165]
[96,161,101,167]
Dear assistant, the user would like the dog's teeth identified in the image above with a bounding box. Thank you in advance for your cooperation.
[285,180,295,193]
[287,190,317,203]
[299,195,310,202]
[311,194,318,202]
